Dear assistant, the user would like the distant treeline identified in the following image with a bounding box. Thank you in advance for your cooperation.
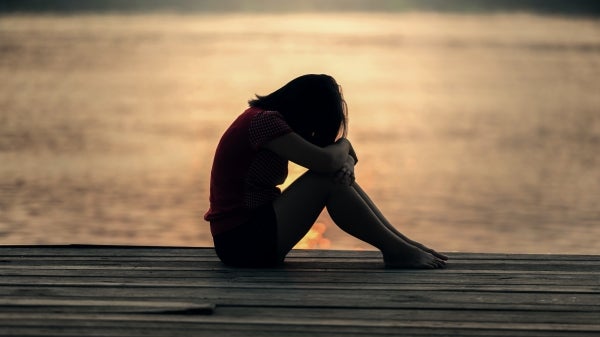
[1,0,600,16]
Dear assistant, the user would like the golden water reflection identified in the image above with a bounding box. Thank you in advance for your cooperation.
[1,13,599,253]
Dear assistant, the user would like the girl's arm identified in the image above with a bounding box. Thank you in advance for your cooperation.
[333,154,356,185]
[348,141,358,164]
[263,132,351,173]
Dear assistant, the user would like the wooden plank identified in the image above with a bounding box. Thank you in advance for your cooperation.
[4,254,600,268]
[0,298,214,315]
[1,311,599,331]
[0,246,598,337]
[1,264,597,279]
[0,313,599,334]
[2,266,599,287]
[3,266,598,284]
[2,251,599,272]
[2,286,599,311]
[1,249,598,266]
[0,276,598,294]
[290,249,600,261]
[3,260,599,275]
[215,306,600,325]
[1,305,598,325]
[3,320,598,337]
[1,246,599,262]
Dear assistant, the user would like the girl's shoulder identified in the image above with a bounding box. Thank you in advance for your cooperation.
[235,107,280,124]
[247,109,292,149]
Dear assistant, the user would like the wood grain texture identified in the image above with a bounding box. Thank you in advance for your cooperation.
[1,245,599,337]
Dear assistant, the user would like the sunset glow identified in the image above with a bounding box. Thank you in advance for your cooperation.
[1,12,599,253]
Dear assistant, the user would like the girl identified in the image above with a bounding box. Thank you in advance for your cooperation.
[204,74,447,268]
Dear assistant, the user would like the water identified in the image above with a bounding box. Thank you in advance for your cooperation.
[1,13,599,253]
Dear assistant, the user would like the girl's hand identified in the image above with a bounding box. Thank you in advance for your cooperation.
[333,155,355,185]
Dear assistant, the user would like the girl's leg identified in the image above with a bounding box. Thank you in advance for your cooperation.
[351,183,448,261]
[272,171,333,257]
[273,171,445,268]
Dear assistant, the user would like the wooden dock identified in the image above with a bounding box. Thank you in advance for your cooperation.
[1,246,599,337]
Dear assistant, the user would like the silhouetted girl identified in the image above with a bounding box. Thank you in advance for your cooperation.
[205,74,447,268]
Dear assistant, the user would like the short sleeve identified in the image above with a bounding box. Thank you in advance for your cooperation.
[248,110,293,149]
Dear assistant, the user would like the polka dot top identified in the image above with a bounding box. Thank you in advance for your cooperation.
[204,107,293,235]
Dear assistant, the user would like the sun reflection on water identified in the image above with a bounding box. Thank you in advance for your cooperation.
[1,13,599,253]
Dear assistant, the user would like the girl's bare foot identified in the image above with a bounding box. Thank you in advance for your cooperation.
[409,241,448,261]
[383,245,446,269]
[388,233,448,261]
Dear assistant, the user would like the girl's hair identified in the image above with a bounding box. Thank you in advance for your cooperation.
[248,74,348,147]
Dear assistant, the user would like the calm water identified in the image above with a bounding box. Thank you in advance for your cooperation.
[1,13,599,253]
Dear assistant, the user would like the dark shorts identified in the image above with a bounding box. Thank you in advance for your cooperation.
[213,204,283,267]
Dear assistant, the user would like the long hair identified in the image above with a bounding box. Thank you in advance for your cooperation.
[248,74,348,147]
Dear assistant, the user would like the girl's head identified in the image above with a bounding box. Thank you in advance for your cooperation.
[249,74,348,147]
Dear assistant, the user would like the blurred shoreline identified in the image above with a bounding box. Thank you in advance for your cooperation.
[1,0,600,17]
